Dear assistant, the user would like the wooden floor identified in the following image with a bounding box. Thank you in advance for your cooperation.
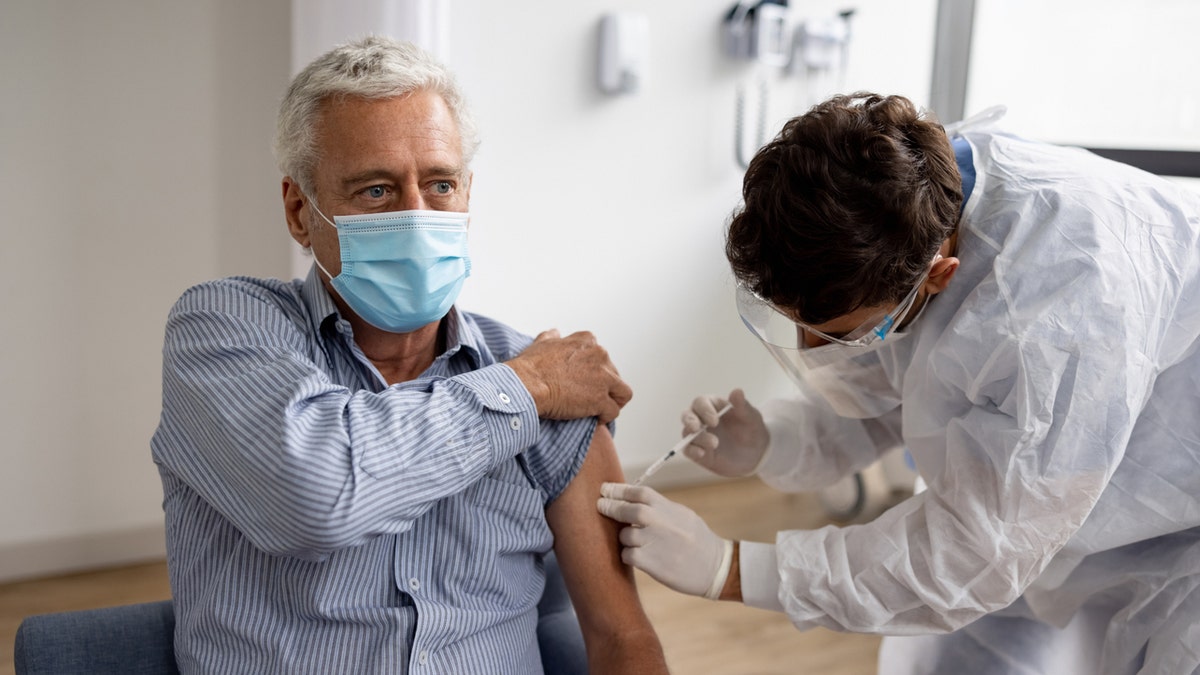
[638,479,881,675]
[1,479,880,675]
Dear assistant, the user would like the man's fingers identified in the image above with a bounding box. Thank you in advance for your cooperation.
[623,544,658,572]
[691,396,716,422]
[599,481,663,505]
[611,379,633,408]
[680,410,702,434]
[512,329,634,422]
[618,525,648,548]
[597,496,649,525]
[692,395,729,427]
[599,370,633,424]
[601,481,642,500]
[703,399,730,427]
[691,431,719,453]
[683,432,719,463]
[597,400,619,425]
[620,547,638,567]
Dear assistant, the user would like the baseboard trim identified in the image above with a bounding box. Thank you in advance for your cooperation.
[0,524,167,584]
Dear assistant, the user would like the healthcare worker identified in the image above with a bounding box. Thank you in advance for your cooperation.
[598,92,1200,673]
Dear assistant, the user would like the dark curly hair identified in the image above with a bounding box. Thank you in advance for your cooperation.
[726,93,962,324]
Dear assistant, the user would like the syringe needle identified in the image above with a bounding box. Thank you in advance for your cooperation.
[632,402,733,486]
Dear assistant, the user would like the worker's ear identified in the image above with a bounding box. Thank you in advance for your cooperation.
[924,256,959,296]
[283,177,313,248]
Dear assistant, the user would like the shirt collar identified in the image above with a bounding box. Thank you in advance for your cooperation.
[299,263,483,369]
[439,306,484,370]
[300,264,342,336]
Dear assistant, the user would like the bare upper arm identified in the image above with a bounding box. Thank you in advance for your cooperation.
[545,423,667,672]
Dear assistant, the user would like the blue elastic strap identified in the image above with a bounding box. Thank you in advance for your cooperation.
[951,136,976,215]
[874,315,895,340]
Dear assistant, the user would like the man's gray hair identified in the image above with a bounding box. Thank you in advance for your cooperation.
[274,35,480,195]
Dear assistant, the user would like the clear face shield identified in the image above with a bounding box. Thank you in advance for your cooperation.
[735,260,936,417]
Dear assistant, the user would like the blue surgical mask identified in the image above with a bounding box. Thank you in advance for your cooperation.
[309,203,471,333]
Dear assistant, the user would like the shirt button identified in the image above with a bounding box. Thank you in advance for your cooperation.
[510,417,522,430]
[498,392,511,404]
[418,650,429,665]
[409,577,420,591]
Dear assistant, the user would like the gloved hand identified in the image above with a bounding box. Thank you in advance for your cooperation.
[596,483,733,599]
[680,388,770,477]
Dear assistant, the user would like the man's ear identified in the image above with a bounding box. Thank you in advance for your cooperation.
[925,255,959,296]
[283,177,312,248]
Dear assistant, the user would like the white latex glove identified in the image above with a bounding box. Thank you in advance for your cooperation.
[596,483,733,599]
[680,388,770,477]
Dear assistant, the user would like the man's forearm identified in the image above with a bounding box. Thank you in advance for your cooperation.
[160,301,538,555]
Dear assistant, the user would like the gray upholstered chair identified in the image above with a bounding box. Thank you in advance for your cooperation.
[14,552,586,674]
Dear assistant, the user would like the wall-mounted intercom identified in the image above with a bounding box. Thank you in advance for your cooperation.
[598,12,650,96]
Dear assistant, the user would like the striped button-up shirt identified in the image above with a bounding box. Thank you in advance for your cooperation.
[152,268,595,674]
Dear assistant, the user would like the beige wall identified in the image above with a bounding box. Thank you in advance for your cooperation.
[0,0,291,581]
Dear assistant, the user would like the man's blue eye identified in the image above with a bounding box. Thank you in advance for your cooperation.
[433,182,452,194]
[366,186,386,198]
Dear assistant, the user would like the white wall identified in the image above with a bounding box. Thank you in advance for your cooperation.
[447,0,937,479]
[0,0,935,581]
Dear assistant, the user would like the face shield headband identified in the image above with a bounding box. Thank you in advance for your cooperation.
[735,255,938,377]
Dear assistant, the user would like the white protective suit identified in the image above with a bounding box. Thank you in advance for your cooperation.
[739,121,1200,674]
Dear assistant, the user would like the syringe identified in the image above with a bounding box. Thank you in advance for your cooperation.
[632,402,734,486]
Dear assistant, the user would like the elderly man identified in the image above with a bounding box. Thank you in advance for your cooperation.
[152,36,666,674]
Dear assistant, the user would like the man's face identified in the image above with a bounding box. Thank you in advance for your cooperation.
[284,90,472,279]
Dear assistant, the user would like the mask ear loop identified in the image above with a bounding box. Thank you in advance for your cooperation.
[312,250,337,281]
[305,196,340,281]
[895,254,944,332]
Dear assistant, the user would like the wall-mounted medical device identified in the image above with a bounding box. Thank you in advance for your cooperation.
[792,11,853,74]
[722,0,792,68]
[722,2,854,81]
[721,1,854,168]
[598,12,650,96]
